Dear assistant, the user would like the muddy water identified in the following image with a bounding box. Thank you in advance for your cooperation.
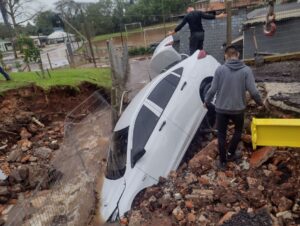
[94,26,176,48]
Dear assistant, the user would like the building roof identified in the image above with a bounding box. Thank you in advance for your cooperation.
[244,2,300,25]
[48,31,75,40]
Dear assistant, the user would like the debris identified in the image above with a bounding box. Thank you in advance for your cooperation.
[0,170,7,181]
[7,149,22,163]
[32,117,45,128]
[33,147,52,160]
[276,211,293,219]
[218,211,236,225]
[250,147,275,168]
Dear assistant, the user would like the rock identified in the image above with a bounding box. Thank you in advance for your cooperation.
[276,211,293,220]
[29,156,38,162]
[220,192,238,204]
[0,187,9,196]
[7,149,22,162]
[241,134,252,144]
[18,139,32,152]
[27,123,38,134]
[185,200,194,209]
[263,169,272,177]
[185,173,197,185]
[240,160,250,170]
[0,219,5,226]
[214,203,231,214]
[34,147,52,159]
[11,184,22,193]
[49,141,59,150]
[187,213,196,223]
[278,197,293,212]
[218,211,236,225]
[20,127,32,139]
[172,206,184,221]
[128,210,143,226]
[8,170,22,183]
[120,217,128,225]
[0,197,9,204]
[250,147,275,168]
[18,166,29,180]
[21,155,30,163]
[174,193,182,200]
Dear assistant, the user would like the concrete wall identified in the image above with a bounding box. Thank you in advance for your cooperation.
[175,9,248,62]
[243,18,300,59]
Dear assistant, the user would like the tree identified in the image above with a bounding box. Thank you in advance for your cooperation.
[0,0,17,58]
[0,23,11,39]
[35,10,56,35]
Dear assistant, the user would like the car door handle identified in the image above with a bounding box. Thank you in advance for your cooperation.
[159,121,166,131]
[181,81,187,91]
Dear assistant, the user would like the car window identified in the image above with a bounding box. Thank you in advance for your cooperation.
[105,127,128,180]
[131,105,159,167]
[147,67,183,109]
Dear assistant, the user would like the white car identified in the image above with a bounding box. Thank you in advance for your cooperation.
[150,35,183,74]
[100,41,220,222]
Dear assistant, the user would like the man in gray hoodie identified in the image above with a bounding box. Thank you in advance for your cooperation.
[204,45,263,170]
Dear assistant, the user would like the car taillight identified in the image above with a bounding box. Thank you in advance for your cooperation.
[165,41,174,46]
[197,50,207,59]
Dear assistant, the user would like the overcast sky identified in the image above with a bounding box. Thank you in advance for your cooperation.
[0,0,99,23]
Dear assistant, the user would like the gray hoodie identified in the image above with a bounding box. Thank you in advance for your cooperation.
[205,59,262,114]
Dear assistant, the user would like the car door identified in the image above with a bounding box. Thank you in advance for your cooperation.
[133,68,189,180]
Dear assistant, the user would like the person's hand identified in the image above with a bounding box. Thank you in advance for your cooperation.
[168,31,175,36]
[216,12,227,19]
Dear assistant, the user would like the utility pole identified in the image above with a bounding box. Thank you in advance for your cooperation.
[226,0,232,46]
[0,0,17,59]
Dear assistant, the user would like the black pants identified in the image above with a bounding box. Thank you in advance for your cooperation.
[217,112,244,163]
[0,66,10,81]
[190,32,204,55]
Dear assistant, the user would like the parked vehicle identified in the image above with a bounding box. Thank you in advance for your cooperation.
[100,36,220,222]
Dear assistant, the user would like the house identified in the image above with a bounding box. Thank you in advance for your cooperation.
[47,30,75,44]
[0,39,13,52]
[29,35,48,47]
[243,2,300,59]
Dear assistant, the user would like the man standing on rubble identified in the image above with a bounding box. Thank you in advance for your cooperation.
[204,45,263,170]
[169,6,226,55]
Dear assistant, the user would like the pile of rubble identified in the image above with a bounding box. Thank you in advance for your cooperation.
[0,111,64,224]
[126,136,300,226]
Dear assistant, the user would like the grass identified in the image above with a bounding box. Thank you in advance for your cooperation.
[0,68,111,94]
[92,22,177,42]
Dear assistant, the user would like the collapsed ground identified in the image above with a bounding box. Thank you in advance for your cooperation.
[0,61,299,225]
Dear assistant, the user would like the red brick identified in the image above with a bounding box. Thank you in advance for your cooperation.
[250,147,275,168]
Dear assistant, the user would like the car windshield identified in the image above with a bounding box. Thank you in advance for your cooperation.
[105,127,129,180]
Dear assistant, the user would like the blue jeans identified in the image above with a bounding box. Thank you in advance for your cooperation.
[0,66,10,80]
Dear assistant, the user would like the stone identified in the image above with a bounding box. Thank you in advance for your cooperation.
[172,206,184,221]
[185,200,194,209]
[198,214,209,223]
[263,169,272,177]
[214,203,231,214]
[49,142,59,150]
[27,123,38,134]
[276,211,293,220]
[174,193,182,200]
[0,197,8,204]
[29,156,38,162]
[187,213,196,223]
[278,197,293,212]
[18,166,29,180]
[185,173,197,185]
[21,155,30,163]
[18,139,32,152]
[240,160,250,170]
[241,134,252,144]
[250,147,275,168]
[218,211,236,225]
[34,147,52,159]
[0,187,9,196]
[11,184,22,193]
[220,192,238,204]
[9,170,22,183]
[7,149,22,162]
[20,127,32,139]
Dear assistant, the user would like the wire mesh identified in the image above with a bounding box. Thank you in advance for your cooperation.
[5,91,113,226]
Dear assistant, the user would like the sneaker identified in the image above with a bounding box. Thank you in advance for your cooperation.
[227,152,242,162]
[217,161,227,171]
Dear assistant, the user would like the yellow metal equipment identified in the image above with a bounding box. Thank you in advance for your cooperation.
[251,118,300,149]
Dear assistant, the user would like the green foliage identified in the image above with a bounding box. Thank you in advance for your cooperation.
[128,46,154,56]
[34,11,56,35]
[17,36,41,63]
[0,68,111,93]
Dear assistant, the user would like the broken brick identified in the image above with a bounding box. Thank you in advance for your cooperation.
[250,147,275,168]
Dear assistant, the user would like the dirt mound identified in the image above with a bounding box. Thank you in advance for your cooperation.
[0,83,108,224]
[126,137,300,226]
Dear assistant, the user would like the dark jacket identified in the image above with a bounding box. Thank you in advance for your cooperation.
[175,11,215,33]
[205,59,262,114]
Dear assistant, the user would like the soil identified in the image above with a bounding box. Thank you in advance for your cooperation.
[0,83,110,225]
[252,61,300,83]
